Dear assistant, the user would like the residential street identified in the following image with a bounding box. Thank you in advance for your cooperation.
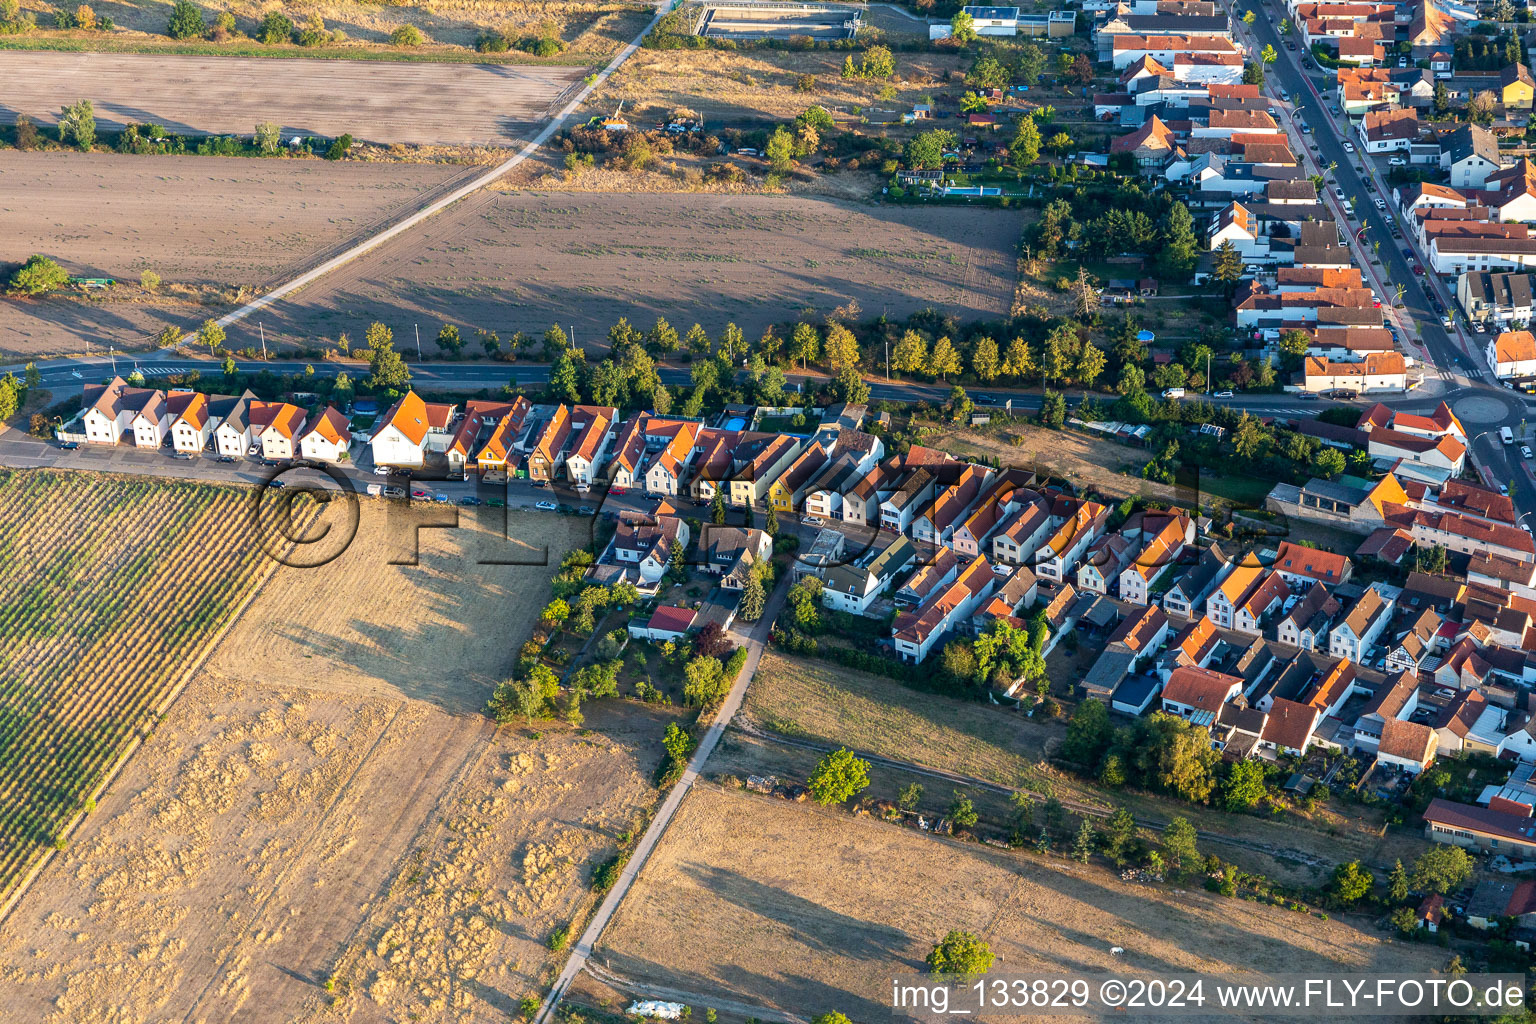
[534,572,794,1024]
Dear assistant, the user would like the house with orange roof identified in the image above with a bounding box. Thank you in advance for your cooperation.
[895,547,960,608]
[445,397,531,479]
[299,406,353,463]
[1489,329,1536,379]
[1301,351,1409,393]
[643,420,700,497]
[912,463,992,546]
[1378,717,1440,774]
[372,390,457,468]
[1119,513,1191,605]
[838,462,888,530]
[687,428,742,503]
[564,405,618,490]
[991,496,1054,566]
[1162,615,1221,677]
[528,404,573,483]
[952,489,1010,559]
[211,391,258,458]
[1271,540,1352,587]
[1232,570,1290,635]
[1161,665,1242,723]
[1205,554,1265,628]
[1032,497,1109,582]
[167,390,212,454]
[1260,697,1320,756]
[251,400,307,460]
[1077,534,1134,596]
[1108,114,1179,170]
[892,556,998,663]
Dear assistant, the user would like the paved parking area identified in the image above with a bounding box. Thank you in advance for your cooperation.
[0,51,585,145]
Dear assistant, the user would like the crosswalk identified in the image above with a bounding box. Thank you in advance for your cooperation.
[133,365,196,377]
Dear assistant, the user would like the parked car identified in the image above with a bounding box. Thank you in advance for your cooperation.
[1412,264,1425,275]
[1161,387,1186,399]
[459,496,482,506]
[536,500,558,511]
[1298,392,1320,400]
[577,505,596,516]
[1475,321,1488,333]
[373,465,392,476]
[412,488,430,498]
[432,494,450,503]
[1342,139,1355,152]
[1388,156,1406,167]
[486,496,505,507]
[1334,187,1347,201]
[58,441,79,450]
[383,485,406,499]
[1213,390,1234,398]
[1441,314,1454,328]
[609,486,627,496]
[171,451,193,460]
[1374,198,1387,210]
[269,479,286,489]
[1522,445,1534,460]
[216,454,235,463]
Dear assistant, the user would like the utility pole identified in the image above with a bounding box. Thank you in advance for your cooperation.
[885,337,890,382]
[1206,350,1211,394]
[414,323,422,361]
[109,345,117,375]
[570,324,577,356]
[259,323,268,361]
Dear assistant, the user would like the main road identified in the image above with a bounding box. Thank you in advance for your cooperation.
[1238,1,1535,516]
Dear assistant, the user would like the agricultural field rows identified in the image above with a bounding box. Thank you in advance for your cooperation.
[0,469,274,898]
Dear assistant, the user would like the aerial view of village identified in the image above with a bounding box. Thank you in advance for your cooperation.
[9,0,1536,1018]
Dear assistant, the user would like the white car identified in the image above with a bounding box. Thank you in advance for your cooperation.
[1342,140,1355,153]
[373,465,392,476]
[535,500,558,511]
[1374,198,1387,210]
[70,370,83,379]
[1388,156,1406,167]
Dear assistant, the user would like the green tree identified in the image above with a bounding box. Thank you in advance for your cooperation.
[898,782,924,811]
[1213,240,1243,285]
[928,335,962,381]
[1242,61,1265,87]
[542,323,570,360]
[1260,43,1277,63]
[823,323,860,372]
[905,128,955,170]
[1411,846,1472,895]
[365,324,411,389]
[1161,817,1199,873]
[254,121,282,155]
[808,748,871,806]
[199,318,225,354]
[789,322,820,368]
[1076,340,1106,389]
[435,323,463,356]
[1039,389,1065,429]
[812,1015,852,1024]
[0,378,18,424]
[1157,203,1199,280]
[1099,754,1126,787]
[739,571,766,622]
[7,255,69,295]
[1002,336,1035,381]
[1061,698,1110,765]
[949,8,977,43]
[1387,860,1409,903]
[709,487,727,525]
[1315,447,1346,478]
[831,363,870,404]
[257,9,293,42]
[1102,806,1136,862]
[860,44,894,78]
[765,126,795,175]
[648,316,680,352]
[683,655,728,707]
[1223,758,1267,811]
[971,335,1000,382]
[547,349,580,403]
[1072,817,1096,863]
[1009,114,1041,166]
[1017,42,1046,85]
[58,98,95,150]
[926,930,993,978]
[891,329,928,376]
[166,0,204,38]
[949,791,979,828]
[1278,328,1311,358]
[1330,861,1374,906]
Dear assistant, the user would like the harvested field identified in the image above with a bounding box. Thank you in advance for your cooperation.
[0,501,680,1023]
[8,0,646,55]
[0,470,273,902]
[0,151,466,358]
[597,785,1445,1022]
[1,51,584,144]
[262,190,1023,344]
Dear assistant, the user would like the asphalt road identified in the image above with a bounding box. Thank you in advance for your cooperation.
[1239,3,1536,516]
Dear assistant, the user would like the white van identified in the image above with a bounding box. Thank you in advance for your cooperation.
[366,483,383,496]
[1162,388,1186,399]
[1501,427,1515,445]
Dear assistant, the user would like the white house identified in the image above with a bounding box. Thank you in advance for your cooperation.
[253,401,306,461]
[298,406,353,463]
[1489,329,1536,379]
[128,389,170,449]
[822,536,916,616]
[167,390,213,454]
[213,392,258,458]
[1329,584,1395,662]
[962,4,1019,34]
[372,390,455,468]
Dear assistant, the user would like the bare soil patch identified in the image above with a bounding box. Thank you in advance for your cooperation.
[597,785,1444,1022]
[0,151,465,358]
[0,504,678,1024]
[2,51,584,144]
[261,190,1023,346]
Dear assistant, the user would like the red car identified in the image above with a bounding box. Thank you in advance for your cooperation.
[1412,264,1425,275]
[609,486,627,496]
[411,488,429,499]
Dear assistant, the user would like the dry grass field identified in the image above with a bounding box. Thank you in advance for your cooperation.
[262,190,1023,344]
[9,0,649,55]
[0,151,466,358]
[741,653,1409,886]
[591,45,970,128]
[597,785,1445,1022]
[3,51,585,145]
[0,470,273,902]
[0,501,680,1023]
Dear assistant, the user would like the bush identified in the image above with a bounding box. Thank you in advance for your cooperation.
[12,115,37,150]
[324,133,353,160]
[8,254,69,295]
[165,0,203,39]
[389,23,423,46]
[474,29,510,52]
[256,10,292,44]
[295,15,332,45]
